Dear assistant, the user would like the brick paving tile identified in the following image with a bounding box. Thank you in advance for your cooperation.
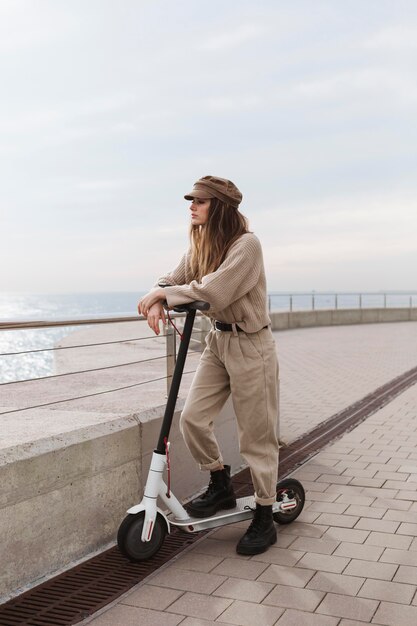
[380,547,417,566]
[191,539,252,558]
[315,592,379,621]
[372,497,412,511]
[384,480,417,491]
[361,488,398,499]
[399,465,417,473]
[315,513,360,528]
[275,608,339,625]
[177,617,226,626]
[343,468,379,478]
[120,585,183,610]
[213,577,274,603]
[335,493,375,506]
[394,565,417,585]
[218,599,284,626]
[345,505,386,519]
[210,526,246,542]
[289,536,340,555]
[307,491,340,503]
[358,578,416,603]
[354,518,400,533]
[258,563,315,587]
[170,552,224,573]
[148,569,226,594]
[384,509,417,522]
[299,480,331,492]
[373,600,417,626]
[308,501,348,514]
[87,604,184,625]
[397,522,417,535]
[165,592,232,621]
[343,558,398,580]
[306,571,365,596]
[336,461,370,471]
[322,526,370,544]
[365,530,413,550]
[349,477,386,488]
[333,541,384,561]
[397,490,417,501]
[316,474,352,485]
[210,557,269,580]
[375,470,410,480]
[297,510,321,523]
[279,522,329,538]
[338,621,385,626]
[250,546,305,566]
[296,552,350,573]
[262,583,324,611]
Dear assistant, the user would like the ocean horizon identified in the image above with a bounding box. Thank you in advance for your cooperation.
[1,290,416,384]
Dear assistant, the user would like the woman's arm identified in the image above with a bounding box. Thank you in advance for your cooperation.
[162,234,262,311]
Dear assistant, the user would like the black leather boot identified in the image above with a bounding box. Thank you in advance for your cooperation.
[186,465,237,518]
[236,503,277,555]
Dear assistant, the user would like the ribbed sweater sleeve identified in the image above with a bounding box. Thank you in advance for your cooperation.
[163,234,262,311]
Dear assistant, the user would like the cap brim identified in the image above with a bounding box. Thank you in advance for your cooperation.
[184,189,215,201]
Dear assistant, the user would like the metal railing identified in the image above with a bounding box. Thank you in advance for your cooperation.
[0,313,210,412]
[267,291,417,313]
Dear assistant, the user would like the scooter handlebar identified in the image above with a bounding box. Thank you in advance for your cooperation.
[172,301,210,312]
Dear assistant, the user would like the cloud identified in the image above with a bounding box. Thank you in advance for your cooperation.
[200,23,267,51]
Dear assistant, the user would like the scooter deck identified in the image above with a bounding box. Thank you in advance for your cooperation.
[168,495,264,532]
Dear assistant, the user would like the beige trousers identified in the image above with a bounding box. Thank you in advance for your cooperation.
[180,326,279,505]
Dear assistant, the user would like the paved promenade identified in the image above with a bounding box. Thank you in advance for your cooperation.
[80,322,417,626]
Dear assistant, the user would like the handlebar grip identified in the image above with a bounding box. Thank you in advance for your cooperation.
[173,301,210,312]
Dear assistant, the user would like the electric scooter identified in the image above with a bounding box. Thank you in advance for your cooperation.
[117,301,305,561]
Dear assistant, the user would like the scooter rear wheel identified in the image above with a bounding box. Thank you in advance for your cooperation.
[273,478,305,524]
[117,512,166,561]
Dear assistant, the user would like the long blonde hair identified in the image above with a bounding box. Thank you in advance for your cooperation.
[189,198,249,281]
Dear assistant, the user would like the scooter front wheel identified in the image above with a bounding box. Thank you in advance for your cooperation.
[117,512,167,561]
[273,478,305,524]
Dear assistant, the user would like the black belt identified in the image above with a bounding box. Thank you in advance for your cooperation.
[214,321,268,332]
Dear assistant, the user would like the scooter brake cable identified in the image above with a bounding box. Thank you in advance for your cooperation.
[164,436,171,497]
[167,310,184,340]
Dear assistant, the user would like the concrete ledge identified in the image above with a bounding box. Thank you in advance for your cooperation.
[270,307,417,330]
[0,398,244,601]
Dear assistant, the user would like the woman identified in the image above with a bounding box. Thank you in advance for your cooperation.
[138,175,279,555]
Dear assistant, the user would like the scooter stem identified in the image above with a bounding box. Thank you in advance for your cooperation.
[155,308,197,453]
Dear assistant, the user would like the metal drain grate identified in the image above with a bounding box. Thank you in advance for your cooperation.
[1,364,416,626]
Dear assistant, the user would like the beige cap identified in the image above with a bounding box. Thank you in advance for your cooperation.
[184,175,243,208]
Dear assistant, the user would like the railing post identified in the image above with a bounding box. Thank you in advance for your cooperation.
[410,296,412,309]
[289,295,293,312]
[384,293,387,308]
[165,321,176,397]
[335,294,338,310]
[312,294,315,311]
[359,294,362,309]
[268,295,271,312]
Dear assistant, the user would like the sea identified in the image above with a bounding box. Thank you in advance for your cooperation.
[0,291,416,384]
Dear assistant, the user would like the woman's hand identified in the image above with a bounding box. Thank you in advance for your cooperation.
[138,289,167,335]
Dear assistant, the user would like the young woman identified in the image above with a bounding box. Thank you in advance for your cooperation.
[138,175,279,555]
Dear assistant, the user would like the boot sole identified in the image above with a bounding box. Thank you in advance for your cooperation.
[236,529,277,556]
[186,497,237,519]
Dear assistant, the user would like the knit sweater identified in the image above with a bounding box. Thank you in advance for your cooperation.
[156,233,271,333]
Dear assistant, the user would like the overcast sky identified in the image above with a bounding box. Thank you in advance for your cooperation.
[1,0,416,294]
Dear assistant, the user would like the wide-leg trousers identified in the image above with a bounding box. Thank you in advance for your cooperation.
[180,326,280,505]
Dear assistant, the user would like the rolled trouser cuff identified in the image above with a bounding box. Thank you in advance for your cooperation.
[254,493,277,506]
[199,457,224,471]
